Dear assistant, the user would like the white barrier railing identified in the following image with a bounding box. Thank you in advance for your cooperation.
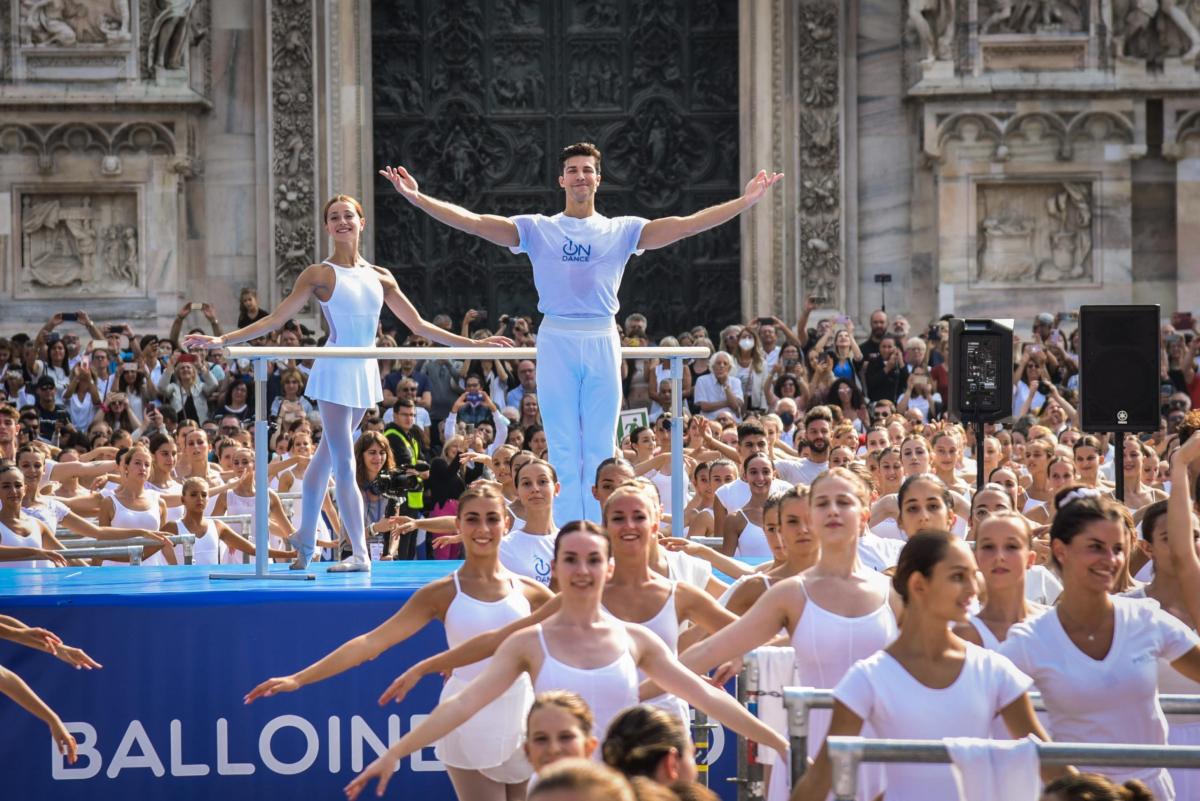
[219,345,709,579]
[826,736,1200,801]
[781,684,1200,788]
[58,534,196,565]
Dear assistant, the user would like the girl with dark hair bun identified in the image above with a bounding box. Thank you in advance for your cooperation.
[602,704,695,786]
[999,487,1200,801]
[794,530,1053,801]
[1041,774,1155,801]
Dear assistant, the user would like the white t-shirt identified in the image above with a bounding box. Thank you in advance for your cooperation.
[663,547,713,591]
[509,213,648,318]
[1024,565,1063,606]
[999,596,1199,786]
[858,531,905,572]
[836,645,1032,801]
[774,457,826,487]
[693,373,743,420]
[498,527,556,587]
[714,478,793,515]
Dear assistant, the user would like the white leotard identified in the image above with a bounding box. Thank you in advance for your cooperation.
[791,571,897,800]
[968,615,1002,651]
[22,498,69,533]
[178,518,227,565]
[0,517,50,568]
[435,571,533,779]
[604,583,688,722]
[534,624,639,746]
[109,491,164,566]
[303,260,384,408]
[734,516,771,558]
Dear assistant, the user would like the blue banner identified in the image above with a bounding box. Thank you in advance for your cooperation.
[1,566,737,800]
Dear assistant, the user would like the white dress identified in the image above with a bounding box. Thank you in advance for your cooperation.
[1000,596,1200,800]
[835,644,1033,801]
[303,260,385,409]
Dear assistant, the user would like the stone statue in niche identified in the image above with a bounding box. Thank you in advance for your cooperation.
[1112,0,1200,63]
[908,0,956,62]
[976,182,1093,284]
[147,0,197,71]
[20,0,131,46]
[18,194,141,297]
[980,0,1085,34]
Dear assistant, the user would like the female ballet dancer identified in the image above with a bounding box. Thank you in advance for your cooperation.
[0,464,73,567]
[721,453,776,557]
[792,531,1056,801]
[381,148,782,524]
[344,519,787,799]
[246,484,552,801]
[723,487,818,616]
[184,194,510,572]
[166,478,294,565]
[955,511,1047,649]
[499,458,560,587]
[674,468,901,801]
[1000,488,1200,801]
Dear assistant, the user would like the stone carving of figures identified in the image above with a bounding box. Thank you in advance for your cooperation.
[148,0,197,71]
[1114,0,1200,63]
[1039,183,1091,281]
[909,0,956,61]
[982,0,1084,34]
[100,0,132,43]
[121,227,139,286]
[20,0,76,46]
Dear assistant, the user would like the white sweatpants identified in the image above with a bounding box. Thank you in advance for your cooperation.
[536,315,622,525]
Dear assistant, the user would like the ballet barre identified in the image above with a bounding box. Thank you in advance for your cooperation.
[781,686,1200,787]
[221,344,709,580]
[58,534,197,564]
[57,545,146,565]
[824,736,1200,801]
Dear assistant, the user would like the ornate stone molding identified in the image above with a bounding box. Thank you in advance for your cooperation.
[268,0,317,295]
[925,106,1143,162]
[796,0,844,309]
[0,120,177,173]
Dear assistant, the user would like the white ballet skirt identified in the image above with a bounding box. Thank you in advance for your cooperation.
[303,260,384,409]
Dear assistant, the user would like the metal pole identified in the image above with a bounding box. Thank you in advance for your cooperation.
[975,413,985,494]
[786,691,817,787]
[670,355,684,534]
[1114,431,1125,503]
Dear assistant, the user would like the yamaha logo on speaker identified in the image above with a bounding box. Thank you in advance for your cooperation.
[1117,410,1128,424]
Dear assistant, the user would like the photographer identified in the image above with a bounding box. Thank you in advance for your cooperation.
[863,334,904,403]
[156,351,219,423]
[383,398,429,559]
[354,431,412,561]
[32,376,69,444]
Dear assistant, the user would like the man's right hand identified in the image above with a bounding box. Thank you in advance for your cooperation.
[379,165,420,203]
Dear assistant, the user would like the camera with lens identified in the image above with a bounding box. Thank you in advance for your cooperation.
[368,462,430,499]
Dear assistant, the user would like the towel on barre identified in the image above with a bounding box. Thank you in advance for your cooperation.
[947,735,1041,801]
[750,646,797,801]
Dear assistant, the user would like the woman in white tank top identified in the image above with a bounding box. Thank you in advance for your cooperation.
[676,468,902,801]
[720,453,776,558]
[246,485,554,801]
[793,531,1054,801]
[0,464,71,568]
[176,428,228,516]
[166,478,294,566]
[347,521,789,800]
[212,447,311,559]
[956,512,1048,650]
[97,446,173,565]
[723,487,819,615]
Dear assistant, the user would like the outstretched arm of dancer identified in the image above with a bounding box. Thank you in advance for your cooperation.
[1169,432,1200,629]
[0,616,101,670]
[243,579,453,703]
[182,265,323,350]
[637,169,783,251]
[631,625,788,759]
[378,590,561,705]
[678,579,803,675]
[346,631,534,799]
[374,268,511,349]
[0,665,78,764]
[379,165,520,248]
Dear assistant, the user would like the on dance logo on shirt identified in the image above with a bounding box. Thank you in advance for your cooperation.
[561,237,591,262]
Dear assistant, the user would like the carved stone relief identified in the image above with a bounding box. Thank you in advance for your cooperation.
[269,0,316,294]
[145,0,196,73]
[908,0,956,62]
[0,120,177,174]
[17,191,142,297]
[975,181,1094,285]
[18,0,132,46]
[978,0,1085,34]
[797,0,843,308]
[1112,0,1200,64]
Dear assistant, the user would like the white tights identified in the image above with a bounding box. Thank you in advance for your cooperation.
[292,401,367,563]
[446,766,527,801]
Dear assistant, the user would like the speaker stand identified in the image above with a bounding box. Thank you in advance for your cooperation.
[1113,431,1124,504]
[974,413,985,495]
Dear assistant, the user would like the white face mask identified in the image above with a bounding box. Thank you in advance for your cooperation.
[738,338,754,352]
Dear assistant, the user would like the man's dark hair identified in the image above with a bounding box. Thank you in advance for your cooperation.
[560,142,602,173]
[393,398,416,412]
[736,422,766,442]
[805,406,833,427]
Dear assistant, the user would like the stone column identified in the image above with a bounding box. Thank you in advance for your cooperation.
[321,0,374,261]
[1165,100,1200,314]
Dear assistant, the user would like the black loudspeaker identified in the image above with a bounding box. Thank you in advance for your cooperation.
[1079,305,1161,432]
[948,318,1013,423]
